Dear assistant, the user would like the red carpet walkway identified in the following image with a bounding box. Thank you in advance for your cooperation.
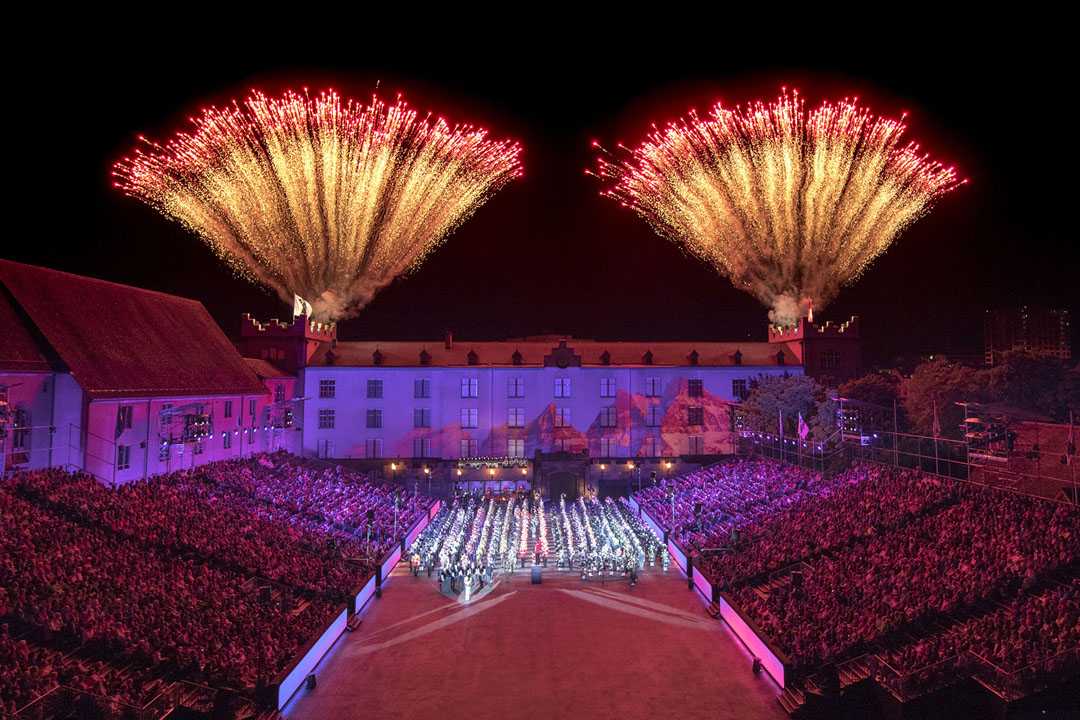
[284,565,785,720]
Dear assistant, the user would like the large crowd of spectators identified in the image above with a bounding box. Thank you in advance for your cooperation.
[633,459,1080,691]
[880,579,1080,675]
[0,454,430,716]
[634,460,823,551]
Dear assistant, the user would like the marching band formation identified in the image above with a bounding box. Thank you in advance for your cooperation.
[408,490,667,599]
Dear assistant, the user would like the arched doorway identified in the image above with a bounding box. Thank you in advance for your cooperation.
[544,470,581,500]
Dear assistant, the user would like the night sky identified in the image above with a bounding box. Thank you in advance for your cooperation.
[9,30,1076,367]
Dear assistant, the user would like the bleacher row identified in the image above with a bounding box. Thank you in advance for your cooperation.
[634,460,1080,704]
[0,453,432,718]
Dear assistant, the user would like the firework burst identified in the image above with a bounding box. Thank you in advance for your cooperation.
[592,89,963,325]
[115,89,523,321]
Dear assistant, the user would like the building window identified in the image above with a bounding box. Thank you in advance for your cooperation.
[507,376,525,398]
[223,432,232,450]
[508,438,525,458]
[117,405,134,431]
[460,408,479,428]
[367,379,383,399]
[508,407,525,428]
[461,377,479,398]
[688,406,704,426]
[647,405,663,427]
[554,377,572,398]
[224,400,233,418]
[553,438,571,452]
[642,436,658,457]
[366,438,383,458]
[195,440,207,456]
[10,409,29,451]
[645,377,662,397]
[600,377,616,398]
[414,408,431,428]
[319,409,336,429]
[600,406,618,428]
[116,445,131,470]
[554,407,572,428]
[248,428,255,444]
[158,442,170,462]
[275,384,286,403]
[732,379,748,400]
[459,438,478,458]
[821,350,841,370]
[249,398,257,416]
[319,379,336,398]
[599,436,616,456]
[688,436,705,455]
[688,379,703,398]
[366,409,383,429]
[414,437,432,458]
[414,378,431,399]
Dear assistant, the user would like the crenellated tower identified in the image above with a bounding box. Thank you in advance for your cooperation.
[769,315,861,383]
[238,313,336,374]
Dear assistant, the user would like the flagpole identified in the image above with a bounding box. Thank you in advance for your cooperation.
[779,409,784,464]
[797,413,802,468]
[933,399,940,476]
[893,399,899,469]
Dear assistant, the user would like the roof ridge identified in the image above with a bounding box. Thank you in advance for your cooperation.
[0,258,203,305]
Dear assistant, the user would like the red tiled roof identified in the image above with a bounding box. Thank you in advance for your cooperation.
[0,289,52,373]
[0,260,267,400]
[310,338,798,368]
[242,357,294,379]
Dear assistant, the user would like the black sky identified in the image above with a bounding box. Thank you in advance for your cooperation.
[7,26,1076,367]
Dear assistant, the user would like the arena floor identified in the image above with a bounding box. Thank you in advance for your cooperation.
[284,564,785,720]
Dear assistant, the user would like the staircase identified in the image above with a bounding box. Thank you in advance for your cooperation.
[837,655,872,689]
[777,685,805,715]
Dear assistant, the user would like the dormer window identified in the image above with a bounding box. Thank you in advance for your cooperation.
[467,350,479,366]
[600,350,611,366]
[372,349,384,366]
[733,349,743,366]
[688,349,699,366]
[775,350,786,366]
[419,349,431,366]
[512,350,523,366]
[642,350,653,365]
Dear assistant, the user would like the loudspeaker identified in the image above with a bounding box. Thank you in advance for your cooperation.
[752,658,762,675]
[305,673,317,690]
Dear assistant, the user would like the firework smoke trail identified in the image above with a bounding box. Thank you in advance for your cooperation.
[114,90,523,321]
[592,90,963,326]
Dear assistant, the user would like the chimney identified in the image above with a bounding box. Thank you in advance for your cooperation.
[445,330,453,350]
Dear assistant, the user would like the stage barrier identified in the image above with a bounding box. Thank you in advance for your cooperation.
[718,594,788,688]
[272,607,348,709]
[266,499,443,710]
[667,538,687,573]
[638,506,788,688]
[692,567,713,604]
[352,574,377,616]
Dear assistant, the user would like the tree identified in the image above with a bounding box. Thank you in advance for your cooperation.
[901,358,990,439]
[740,374,833,439]
[838,371,904,431]
[988,351,1078,421]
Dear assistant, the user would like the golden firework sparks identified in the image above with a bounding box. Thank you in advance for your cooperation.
[592,89,963,325]
[115,89,523,321]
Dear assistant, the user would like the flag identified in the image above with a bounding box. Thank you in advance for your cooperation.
[798,412,810,440]
[292,294,313,319]
[932,399,941,438]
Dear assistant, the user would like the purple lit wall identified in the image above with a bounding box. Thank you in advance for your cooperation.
[299,365,799,461]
